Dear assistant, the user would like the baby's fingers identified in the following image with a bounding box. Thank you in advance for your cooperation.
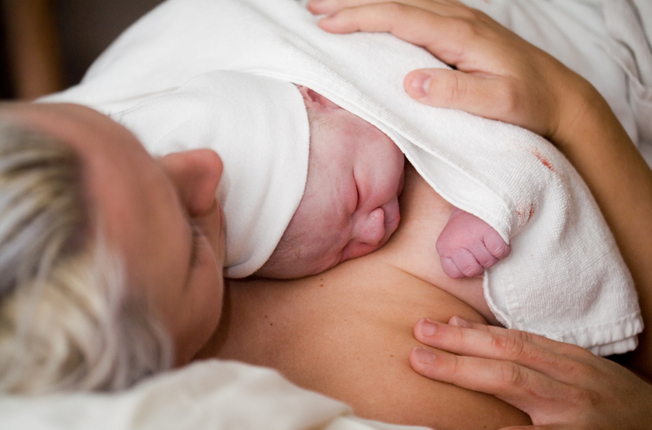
[439,251,484,278]
[483,226,511,259]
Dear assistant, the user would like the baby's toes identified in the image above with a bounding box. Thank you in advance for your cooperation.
[483,230,511,259]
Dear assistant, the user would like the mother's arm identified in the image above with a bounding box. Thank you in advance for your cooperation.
[308,0,652,427]
[309,0,652,379]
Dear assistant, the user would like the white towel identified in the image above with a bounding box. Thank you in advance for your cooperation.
[42,0,642,354]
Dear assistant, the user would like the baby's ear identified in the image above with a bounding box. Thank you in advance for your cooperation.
[297,85,342,109]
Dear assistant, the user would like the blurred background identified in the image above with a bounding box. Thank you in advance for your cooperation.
[1,0,164,100]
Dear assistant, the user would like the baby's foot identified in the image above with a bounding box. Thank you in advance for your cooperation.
[436,207,511,279]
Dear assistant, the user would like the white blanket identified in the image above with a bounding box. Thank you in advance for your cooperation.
[42,0,642,355]
[0,360,425,430]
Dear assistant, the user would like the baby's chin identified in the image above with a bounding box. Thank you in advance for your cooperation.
[257,213,402,279]
[338,229,398,266]
[254,248,341,279]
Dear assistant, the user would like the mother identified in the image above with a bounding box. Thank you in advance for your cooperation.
[0,102,226,391]
[0,0,650,429]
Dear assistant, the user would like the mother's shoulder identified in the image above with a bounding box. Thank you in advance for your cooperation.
[209,260,528,429]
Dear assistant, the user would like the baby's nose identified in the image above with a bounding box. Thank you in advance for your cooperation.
[353,207,385,247]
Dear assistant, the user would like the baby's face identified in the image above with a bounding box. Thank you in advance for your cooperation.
[257,87,405,278]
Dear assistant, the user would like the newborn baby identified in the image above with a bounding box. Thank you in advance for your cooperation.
[256,85,511,279]
[43,68,508,281]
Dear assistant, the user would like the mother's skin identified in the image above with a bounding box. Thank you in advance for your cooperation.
[197,163,530,429]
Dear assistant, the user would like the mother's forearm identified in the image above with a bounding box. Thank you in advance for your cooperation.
[552,80,652,378]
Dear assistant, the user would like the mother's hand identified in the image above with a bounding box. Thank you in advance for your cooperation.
[410,317,652,429]
[307,0,591,144]
[308,0,652,383]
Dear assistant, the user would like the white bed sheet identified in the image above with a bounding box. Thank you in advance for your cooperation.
[0,360,426,430]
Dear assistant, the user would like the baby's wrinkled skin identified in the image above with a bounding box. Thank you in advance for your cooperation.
[256,86,510,279]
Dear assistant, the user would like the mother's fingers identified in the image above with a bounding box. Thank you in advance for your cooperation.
[411,319,652,429]
[413,318,598,383]
[309,0,465,17]
[408,346,587,417]
[309,0,566,137]
[410,319,598,421]
[446,316,584,358]
[499,426,570,430]
[316,2,494,67]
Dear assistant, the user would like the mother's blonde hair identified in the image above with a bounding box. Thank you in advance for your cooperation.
[0,119,172,393]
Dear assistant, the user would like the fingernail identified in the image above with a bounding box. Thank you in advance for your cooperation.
[413,347,436,365]
[420,319,438,337]
[410,73,431,97]
[449,316,471,328]
[308,0,332,15]
[318,14,336,24]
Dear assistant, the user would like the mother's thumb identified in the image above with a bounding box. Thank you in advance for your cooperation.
[404,69,509,121]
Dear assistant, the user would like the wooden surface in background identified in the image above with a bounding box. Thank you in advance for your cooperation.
[1,0,164,100]
[2,0,63,99]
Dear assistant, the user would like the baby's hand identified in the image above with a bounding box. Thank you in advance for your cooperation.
[436,207,511,279]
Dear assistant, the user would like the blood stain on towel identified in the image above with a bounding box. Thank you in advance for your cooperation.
[531,148,555,173]
[516,202,535,225]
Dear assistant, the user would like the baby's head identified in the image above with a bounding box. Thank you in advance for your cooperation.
[256,86,405,278]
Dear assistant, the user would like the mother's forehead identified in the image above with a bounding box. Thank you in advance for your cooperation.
[1,103,152,164]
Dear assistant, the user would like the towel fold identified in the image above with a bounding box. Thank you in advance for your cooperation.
[42,0,643,354]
